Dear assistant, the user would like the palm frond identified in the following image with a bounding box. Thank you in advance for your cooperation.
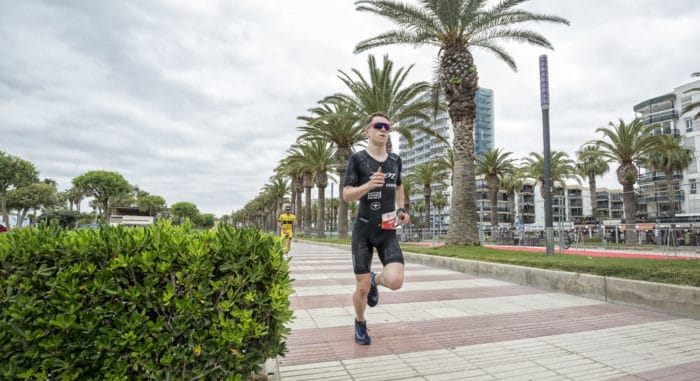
[471,40,516,71]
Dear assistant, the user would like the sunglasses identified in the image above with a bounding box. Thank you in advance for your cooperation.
[370,122,391,131]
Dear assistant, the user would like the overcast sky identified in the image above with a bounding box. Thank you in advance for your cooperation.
[1,1,699,217]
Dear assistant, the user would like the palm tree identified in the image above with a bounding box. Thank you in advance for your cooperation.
[476,148,516,230]
[682,72,699,119]
[521,150,579,227]
[263,175,290,219]
[284,145,316,237]
[298,101,365,238]
[500,166,526,225]
[412,199,426,229]
[642,134,692,223]
[432,190,448,231]
[295,138,336,238]
[327,54,435,152]
[576,143,610,222]
[354,0,569,245]
[521,150,580,198]
[400,175,415,214]
[408,160,449,228]
[278,154,303,228]
[587,118,659,244]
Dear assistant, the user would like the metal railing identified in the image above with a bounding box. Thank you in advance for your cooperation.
[396,225,700,257]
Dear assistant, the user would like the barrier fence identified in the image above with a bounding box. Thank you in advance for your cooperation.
[397,225,700,256]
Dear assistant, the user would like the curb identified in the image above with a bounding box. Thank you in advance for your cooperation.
[403,251,700,320]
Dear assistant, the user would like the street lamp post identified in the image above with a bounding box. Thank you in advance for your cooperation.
[540,55,554,257]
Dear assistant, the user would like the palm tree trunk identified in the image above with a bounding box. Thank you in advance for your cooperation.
[303,172,313,236]
[304,186,312,237]
[316,185,326,238]
[622,182,638,245]
[296,192,302,225]
[588,174,597,221]
[489,189,498,230]
[424,187,431,229]
[442,45,479,245]
[488,176,499,230]
[336,147,352,239]
[666,172,675,223]
[507,191,516,225]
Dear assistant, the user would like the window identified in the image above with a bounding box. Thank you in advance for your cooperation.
[686,118,694,133]
[691,179,697,195]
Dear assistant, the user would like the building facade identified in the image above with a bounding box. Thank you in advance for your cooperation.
[398,88,494,227]
[397,78,700,228]
[635,78,700,223]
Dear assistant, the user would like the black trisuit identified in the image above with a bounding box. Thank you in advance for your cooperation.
[345,150,405,274]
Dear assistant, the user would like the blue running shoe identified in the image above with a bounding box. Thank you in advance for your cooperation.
[354,319,371,345]
[367,272,378,307]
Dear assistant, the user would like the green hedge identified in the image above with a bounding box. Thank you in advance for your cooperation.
[0,222,293,380]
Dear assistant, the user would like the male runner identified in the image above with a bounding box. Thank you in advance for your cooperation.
[343,111,410,345]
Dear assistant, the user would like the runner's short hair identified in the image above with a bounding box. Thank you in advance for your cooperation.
[364,111,389,127]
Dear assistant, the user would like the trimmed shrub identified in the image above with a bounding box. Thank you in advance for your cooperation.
[0,221,293,380]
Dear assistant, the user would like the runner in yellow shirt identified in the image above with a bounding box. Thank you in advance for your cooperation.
[278,205,297,251]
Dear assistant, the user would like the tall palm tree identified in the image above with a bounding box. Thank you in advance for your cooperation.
[295,138,336,238]
[476,148,516,230]
[298,101,365,239]
[521,150,580,198]
[327,54,435,152]
[642,134,692,222]
[278,160,305,220]
[682,72,700,119]
[263,175,290,220]
[576,143,610,222]
[587,118,659,244]
[284,145,316,237]
[354,0,569,245]
[408,160,449,228]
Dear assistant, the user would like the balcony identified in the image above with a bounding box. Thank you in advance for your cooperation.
[637,172,683,185]
[637,194,685,204]
[641,110,678,125]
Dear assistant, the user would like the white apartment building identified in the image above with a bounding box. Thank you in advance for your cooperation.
[635,78,700,223]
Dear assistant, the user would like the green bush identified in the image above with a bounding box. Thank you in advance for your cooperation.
[0,221,293,380]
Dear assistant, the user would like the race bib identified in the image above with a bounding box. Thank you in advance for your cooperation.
[381,210,398,230]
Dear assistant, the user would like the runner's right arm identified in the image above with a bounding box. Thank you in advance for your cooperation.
[343,168,384,202]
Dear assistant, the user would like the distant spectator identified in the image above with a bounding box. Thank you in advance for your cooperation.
[0,224,7,233]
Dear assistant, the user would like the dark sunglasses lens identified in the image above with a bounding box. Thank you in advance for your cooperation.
[372,122,390,130]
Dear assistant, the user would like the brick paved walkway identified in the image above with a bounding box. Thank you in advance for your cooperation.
[276,242,700,380]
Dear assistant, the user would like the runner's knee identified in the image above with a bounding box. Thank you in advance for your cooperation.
[355,277,371,295]
[384,272,403,290]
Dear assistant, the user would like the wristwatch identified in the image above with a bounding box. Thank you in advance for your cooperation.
[397,208,407,215]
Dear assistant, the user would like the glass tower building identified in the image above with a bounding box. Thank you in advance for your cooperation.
[398,88,494,226]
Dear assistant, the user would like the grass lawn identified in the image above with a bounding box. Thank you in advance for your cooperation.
[302,238,700,288]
